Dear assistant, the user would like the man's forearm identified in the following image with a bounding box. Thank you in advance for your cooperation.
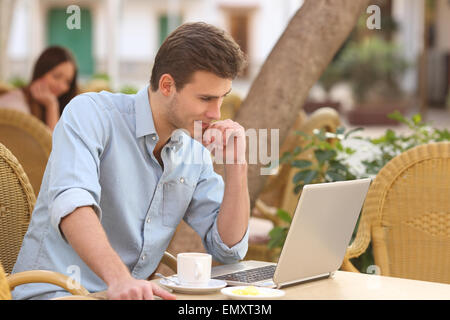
[60,206,131,286]
[217,163,250,247]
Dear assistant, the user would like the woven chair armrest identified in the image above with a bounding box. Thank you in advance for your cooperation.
[340,256,360,273]
[254,199,280,225]
[345,214,373,260]
[7,270,89,296]
[51,295,98,300]
[160,251,177,273]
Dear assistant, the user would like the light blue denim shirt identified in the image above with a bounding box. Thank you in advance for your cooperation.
[12,85,248,300]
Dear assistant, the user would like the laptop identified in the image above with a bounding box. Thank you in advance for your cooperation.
[211,178,372,288]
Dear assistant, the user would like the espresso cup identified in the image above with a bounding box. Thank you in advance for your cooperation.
[177,252,212,286]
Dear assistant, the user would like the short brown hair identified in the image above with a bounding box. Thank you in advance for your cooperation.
[150,22,247,92]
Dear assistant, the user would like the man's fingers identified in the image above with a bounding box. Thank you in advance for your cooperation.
[129,287,143,300]
[151,283,177,300]
[142,283,154,300]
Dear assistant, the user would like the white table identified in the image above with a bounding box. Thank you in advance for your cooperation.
[164,271,450,300]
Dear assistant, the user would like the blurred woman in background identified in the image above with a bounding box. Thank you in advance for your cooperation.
[0,46,78,130]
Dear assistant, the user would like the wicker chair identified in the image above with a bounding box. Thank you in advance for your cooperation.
[0,142,36,274]
[247,107,341,261]
[341,142,450,284]
[0,81,13,96]
[0,109,52,196]
[158,251,177,275]
[0,143,90,299]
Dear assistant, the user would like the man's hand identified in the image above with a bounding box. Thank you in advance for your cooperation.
[107,276,176,300]
[61,206,177,301]
[201,120,250,247]
[202,119,246,165]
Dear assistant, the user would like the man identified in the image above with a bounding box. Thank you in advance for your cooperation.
[12,22,250,300]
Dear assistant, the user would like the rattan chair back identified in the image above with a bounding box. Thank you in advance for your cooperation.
[345,142,450,283]
[0,143,36,274]
[0,82,13,96]
[0,109,52,196]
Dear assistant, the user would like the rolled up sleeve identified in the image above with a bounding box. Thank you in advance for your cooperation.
[49,188,102,241]
[47,94,109,241]
[183,149,249,264]
[207,217,249,264]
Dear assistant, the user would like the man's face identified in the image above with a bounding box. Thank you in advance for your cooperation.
[165,70,232,137]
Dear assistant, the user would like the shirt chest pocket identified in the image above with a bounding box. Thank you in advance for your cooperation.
[162,178,195,228]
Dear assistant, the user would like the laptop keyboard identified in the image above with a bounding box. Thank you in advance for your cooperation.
[213,265,276,283]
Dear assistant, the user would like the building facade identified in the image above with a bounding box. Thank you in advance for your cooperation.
[6,0,303,96]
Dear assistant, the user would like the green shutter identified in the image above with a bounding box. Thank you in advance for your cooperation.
[158,15,182,46]
[47,8,94,76]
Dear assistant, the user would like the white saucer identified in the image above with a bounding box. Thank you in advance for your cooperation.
[159,276,227,294]
[221,286,285,300]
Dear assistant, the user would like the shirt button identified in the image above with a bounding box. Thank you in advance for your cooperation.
[146,218,150,223]
[142,254,146,261]
[180,177,185,184]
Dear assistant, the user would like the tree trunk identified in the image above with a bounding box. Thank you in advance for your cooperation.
[216,0,370,208]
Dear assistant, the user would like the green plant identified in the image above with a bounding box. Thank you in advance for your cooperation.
[8,77,27,88]
[267,209,292,249]
[363,111,450,174]
[279,127,360,194]
[91,73,110,82]
[269,126,363,252]
[119,85,138,94]
[332,37,409,103]
[268,112,450,270]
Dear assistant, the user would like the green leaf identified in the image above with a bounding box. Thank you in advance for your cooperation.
[328,160,348,172]
[314,149,336,164]
[344,147,356,155]
[291,159,312,169]
[268,226,288,249]
[344,127,364,139]
[268,226,284,238]
[294,131,310,138]
[314,129,328,141]
[276,209,292,223]
[303,170,318,185]
[280,151,292,164]
[293,169,317,184]
[292,146,303,156]
[293,184,303,194]
[412,113,422,125]
[326,170,346,181]
[384,129,397,142]
[293,170,308,184]
[387,111,408,125]
[336,127,346,135]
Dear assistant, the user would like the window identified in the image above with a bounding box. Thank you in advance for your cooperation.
[229,12,250,77]
[158,14,182,46]
[47,7,94,76]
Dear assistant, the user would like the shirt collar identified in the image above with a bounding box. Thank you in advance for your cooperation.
[135,84,157,139]
[135,84,183,150]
